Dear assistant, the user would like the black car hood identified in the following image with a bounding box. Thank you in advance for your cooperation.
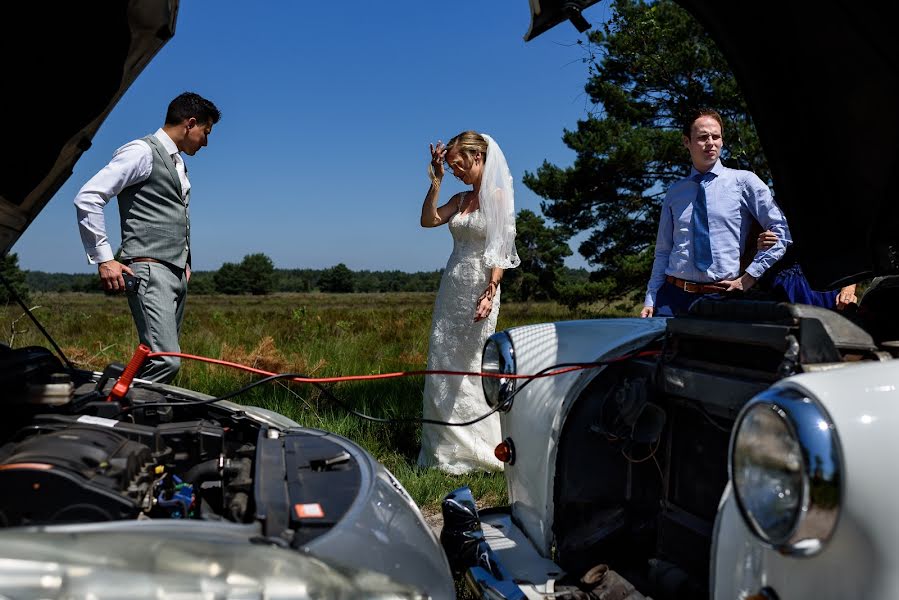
[0,0,177,257]
[529,0,899,289]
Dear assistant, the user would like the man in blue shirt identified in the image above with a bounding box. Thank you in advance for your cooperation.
[641,108,790,317]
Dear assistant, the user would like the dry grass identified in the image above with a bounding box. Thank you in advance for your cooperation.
[219,335,328,376]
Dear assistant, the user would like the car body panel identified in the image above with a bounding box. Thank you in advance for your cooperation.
[1,0,178,255]
[0,525,426,598]
[713,359,899,600]
[474,512,567,599]
[481,512,565,583]
[166,390,455,598]
[303,442,453,596]
[501,318,666,554]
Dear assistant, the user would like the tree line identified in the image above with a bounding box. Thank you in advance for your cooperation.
[19,260,447,296]
[15,209,588,303]
[19,260,588,301]
[8,205,584,302]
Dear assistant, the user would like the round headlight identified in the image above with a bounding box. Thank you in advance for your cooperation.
[730,388,842,556]
[481,332,516,410]
[732,403,803,542]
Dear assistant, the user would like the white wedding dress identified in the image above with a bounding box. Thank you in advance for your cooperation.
[418,203,504,474]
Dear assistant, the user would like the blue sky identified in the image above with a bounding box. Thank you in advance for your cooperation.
[15,1,612,274]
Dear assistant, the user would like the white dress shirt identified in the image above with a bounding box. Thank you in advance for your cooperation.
[74,128,190,264]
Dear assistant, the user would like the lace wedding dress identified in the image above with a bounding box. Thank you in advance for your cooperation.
[418,202,504,474]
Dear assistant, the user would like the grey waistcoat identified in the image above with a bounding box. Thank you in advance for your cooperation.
[118,135,191,268]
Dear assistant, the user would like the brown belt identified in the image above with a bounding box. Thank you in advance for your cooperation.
[125,257,162,264]
[666,275,729,294]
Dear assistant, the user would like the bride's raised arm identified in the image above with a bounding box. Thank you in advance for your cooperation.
[421,141,461,227]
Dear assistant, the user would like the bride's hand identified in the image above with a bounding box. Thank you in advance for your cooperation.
[474,296,492,322]
[429,141,446,180]
[474,288,493,322]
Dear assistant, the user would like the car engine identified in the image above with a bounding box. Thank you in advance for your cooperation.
[0,344,359,545]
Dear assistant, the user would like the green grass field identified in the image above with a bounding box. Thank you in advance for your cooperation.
[2,291,603,511]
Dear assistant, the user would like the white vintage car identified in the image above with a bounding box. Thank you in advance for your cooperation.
[440,1,899,599]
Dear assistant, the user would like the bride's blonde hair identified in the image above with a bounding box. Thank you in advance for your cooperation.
[428,131,489,181]
[445,131,488,166]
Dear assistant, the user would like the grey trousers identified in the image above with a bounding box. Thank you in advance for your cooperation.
[127,261,187,383]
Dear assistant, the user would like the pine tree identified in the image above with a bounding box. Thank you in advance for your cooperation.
[503,210,572,301]
[0,253,30,304]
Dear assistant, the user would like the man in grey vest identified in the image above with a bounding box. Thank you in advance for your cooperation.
[75,92,221,382]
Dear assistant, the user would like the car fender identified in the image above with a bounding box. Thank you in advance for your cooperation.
[501,317,667,555]
[713,359,899,599]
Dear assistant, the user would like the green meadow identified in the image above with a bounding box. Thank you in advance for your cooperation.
[1,292,622,511]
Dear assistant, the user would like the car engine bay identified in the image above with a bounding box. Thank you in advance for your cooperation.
[0,344,360,547]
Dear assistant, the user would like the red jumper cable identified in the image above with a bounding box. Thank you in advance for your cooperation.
[107,343,152,402]
[106,343,661,400]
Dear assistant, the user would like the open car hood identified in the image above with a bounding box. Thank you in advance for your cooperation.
[0,0,178,256]
[529,0,899,289]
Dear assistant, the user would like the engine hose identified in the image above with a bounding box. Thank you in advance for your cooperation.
[181,458,222,484]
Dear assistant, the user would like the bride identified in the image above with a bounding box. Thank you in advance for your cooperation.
[417,131,520,474]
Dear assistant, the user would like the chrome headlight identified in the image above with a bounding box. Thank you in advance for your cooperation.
[730,388,843,556]
[481,332,516,410]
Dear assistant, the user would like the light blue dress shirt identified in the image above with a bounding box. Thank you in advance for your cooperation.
[644,160,791,308]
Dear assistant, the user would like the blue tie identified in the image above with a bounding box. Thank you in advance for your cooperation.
[692,172,713,271]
